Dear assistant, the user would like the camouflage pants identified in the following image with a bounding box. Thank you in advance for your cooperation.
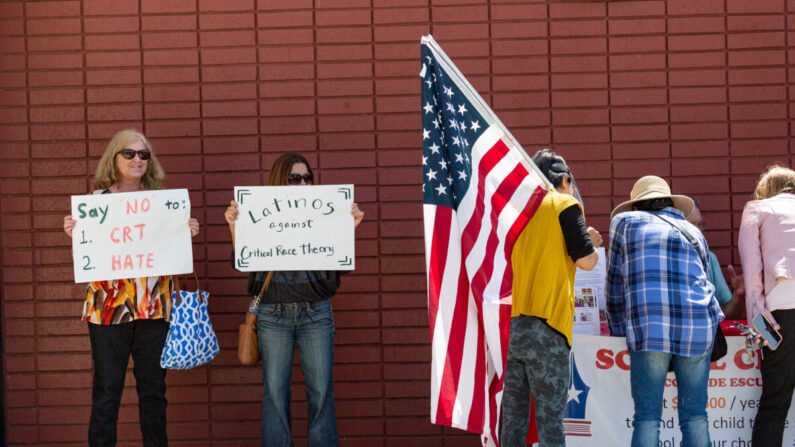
[500,315,569,447]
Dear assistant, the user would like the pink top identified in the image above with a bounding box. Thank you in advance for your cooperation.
[738,193,795,322]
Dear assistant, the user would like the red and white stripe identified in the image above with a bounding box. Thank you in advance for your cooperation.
[564,420,593,437]
[425,125,548,446]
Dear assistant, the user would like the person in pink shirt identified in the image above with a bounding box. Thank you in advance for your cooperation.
[738,165,795,446]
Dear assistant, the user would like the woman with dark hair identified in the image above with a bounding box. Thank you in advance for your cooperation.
[63,129,200,447]
[739,165,795,445]
[225,152,364,447]
[501,149,601,446]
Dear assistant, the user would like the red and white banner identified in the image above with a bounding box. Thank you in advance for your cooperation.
[565,335,795,446]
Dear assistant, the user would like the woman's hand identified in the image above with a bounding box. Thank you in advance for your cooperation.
[587,226,602,248]
[225,200,239,244]
[225,201,239,227]
[188,218,200,237]
[753,332,774,348]
[728,265,743,292]
[351,203,364,228]
[753,334,768,347]
[63,215,76,238]
[752,309,780,348]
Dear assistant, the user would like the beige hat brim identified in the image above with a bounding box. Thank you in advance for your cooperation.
[610,192,694,220]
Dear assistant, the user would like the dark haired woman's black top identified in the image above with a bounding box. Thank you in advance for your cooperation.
[246,270,340,304]
[230,251,341,303]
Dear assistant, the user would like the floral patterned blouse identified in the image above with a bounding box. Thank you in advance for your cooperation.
[83,277,173,325]
[81,188,174,325]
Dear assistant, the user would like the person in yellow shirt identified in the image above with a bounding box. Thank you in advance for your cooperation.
[501,149,601,446]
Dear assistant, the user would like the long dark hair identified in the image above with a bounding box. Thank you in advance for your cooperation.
[267,153,313,186]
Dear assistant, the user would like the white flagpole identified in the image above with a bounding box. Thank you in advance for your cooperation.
[421,34,553,190]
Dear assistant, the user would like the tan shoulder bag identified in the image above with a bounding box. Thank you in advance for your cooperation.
[237,271,274,365]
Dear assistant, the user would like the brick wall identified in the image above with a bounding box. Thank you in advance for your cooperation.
[1,0,793,445]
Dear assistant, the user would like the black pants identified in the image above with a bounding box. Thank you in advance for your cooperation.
[88,319,169,447]
[752,308,795,446]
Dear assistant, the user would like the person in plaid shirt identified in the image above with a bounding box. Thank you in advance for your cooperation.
[606,175,724,447]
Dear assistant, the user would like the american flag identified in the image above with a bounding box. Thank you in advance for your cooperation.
[421,35,551,446]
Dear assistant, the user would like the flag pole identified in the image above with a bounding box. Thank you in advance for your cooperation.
[421,34,553,190]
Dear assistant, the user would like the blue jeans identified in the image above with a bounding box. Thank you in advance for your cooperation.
[257,299,338,447]
[629,349,711,447]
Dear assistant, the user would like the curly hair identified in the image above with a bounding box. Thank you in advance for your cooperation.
[267,152,313,186]
[93,129,164,191]
[754,165,795,200]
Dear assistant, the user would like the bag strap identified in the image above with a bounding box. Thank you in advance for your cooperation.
[652,211,708,270]
[173,271,203,306]
[251,271,274,311]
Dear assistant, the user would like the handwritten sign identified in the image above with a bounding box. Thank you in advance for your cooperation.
[234,185,355,271]
[70,189,193,283]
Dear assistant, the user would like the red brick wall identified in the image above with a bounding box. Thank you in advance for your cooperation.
[1,0,793,445]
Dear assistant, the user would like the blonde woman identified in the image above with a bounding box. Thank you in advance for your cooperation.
[63,129,199,446]
[739,165,795,446]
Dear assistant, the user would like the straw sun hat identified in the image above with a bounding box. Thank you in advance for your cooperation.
[610,175,694,220]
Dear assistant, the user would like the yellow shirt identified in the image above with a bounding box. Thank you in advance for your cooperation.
[511,192,581,345]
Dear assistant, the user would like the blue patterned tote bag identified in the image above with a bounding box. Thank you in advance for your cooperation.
[160,276,219,369]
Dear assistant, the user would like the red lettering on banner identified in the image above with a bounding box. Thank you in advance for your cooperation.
[135,253,154,268]
[110,253,155,271]
[594,349,630,370]
[708,378,726,387]
[730,377,763,387]
[126,198,151,215]
[135,223,145,239]
[615,350,630,370]
[109,224,146,243]
[734,349,757,370]
[595,349,614,369]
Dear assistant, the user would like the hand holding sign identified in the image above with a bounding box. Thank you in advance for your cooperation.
[351,202,365,227]
[233,185,356,271]
[69,189,194,283]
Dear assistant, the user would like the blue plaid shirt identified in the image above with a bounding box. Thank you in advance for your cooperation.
[606,207,724,357]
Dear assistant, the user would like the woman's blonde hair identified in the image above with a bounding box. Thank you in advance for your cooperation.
[93,129,164,191]
[754,165,795,200]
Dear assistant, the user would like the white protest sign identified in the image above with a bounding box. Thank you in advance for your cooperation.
[70,189,193,283]
[233,185,354,271]
[562,335,795,446]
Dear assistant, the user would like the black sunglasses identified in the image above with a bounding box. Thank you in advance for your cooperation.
[287,173,313,185]
[118,149,151,160]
